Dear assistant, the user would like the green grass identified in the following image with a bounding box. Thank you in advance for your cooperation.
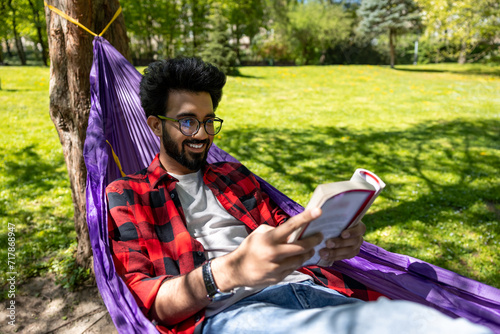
[216,63,500,287]
[0,67,77,292]
[0,63,499,291]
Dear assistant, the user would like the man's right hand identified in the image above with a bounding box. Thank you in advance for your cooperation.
[211,208,323,291]
[152,208,323,326]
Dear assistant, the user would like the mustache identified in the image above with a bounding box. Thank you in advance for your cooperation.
[183,139,210,146]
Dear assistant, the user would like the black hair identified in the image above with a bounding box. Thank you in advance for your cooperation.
[139,57,227,118]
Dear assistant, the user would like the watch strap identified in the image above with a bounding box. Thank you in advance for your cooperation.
[202,260,219,300]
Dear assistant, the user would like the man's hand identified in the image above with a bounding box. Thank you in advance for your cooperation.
[212,208,323,291]
[318,221,366,265]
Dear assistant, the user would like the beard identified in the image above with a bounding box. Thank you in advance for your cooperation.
[161,128,210,172]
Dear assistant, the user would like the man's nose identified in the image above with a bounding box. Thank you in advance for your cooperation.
[192,123,209,139]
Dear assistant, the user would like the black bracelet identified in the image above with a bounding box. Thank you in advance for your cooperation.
[202,260,219,300]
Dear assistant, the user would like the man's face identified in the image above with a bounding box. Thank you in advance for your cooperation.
[160,91,215,174]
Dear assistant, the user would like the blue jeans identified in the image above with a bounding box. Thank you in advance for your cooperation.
[202,281,492,334]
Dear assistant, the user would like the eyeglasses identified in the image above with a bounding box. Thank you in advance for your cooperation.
[157,115,224,136]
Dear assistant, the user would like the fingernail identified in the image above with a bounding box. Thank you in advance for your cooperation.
[342,231,350,239]
[319,250,328,258]
[326,240,335,248]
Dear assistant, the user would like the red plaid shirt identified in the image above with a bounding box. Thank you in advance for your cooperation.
[107,154,383,334]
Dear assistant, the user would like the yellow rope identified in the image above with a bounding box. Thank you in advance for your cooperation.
[44,2,125,175]
[106,141,126,177]
[98,7,122,37]
[44,1,122,37]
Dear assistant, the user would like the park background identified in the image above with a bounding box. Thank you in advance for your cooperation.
[0,0,499,331]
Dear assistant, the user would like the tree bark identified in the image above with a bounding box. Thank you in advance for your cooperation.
[231,24,242,64]
[45,0,130,271]
[458,39,467,64]
[0,41,4,65]
[4,37,13,57]
[389,28,395,69]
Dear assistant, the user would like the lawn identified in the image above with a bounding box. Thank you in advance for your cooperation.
[0,63,499,291]
[0,67,77,292]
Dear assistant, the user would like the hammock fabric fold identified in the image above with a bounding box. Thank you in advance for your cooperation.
[84,36,500,333]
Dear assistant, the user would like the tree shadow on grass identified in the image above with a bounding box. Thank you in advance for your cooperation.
[394,68,447,74]
[217,118,500,285]
[219,119,499,211]
[228,71,263,79]
[1,89,33,92]
[0,145,75,282]
[394,66,500,77]
[1,144,68,194]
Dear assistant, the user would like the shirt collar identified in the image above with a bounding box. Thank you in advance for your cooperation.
[148,154,175,188]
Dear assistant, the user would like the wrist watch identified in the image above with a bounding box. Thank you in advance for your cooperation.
[202,260,234,302]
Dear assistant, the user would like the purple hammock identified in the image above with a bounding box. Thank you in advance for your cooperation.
[83,36,500,333]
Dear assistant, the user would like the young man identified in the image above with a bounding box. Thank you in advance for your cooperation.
[107,57,491,334]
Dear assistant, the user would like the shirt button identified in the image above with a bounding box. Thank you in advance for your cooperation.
[195,315,201,322]
[170,193,175,199]
[197,251,203,257]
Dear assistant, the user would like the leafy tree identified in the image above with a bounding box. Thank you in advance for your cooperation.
[0,0,7,64]
[122,0,210,61]
[253,0,295,64]
[157,0,182,59]
[27,0,48,66]
[287,0,352,65]
[199,3,237,74]
[265,0,296,24]
[416,0,500,64]
[7,0,27,65]
[181,0,210,56]
[121,0,159,61]
[225,0,266,63]
[357,0,421,68]
[259,0,354,65]
[1,0,48,65]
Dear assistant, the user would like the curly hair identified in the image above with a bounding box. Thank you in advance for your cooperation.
[139,57,227,118]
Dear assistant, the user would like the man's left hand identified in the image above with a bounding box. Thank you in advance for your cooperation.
[318,222,366,264]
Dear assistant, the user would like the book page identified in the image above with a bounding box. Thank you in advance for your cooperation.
[301,190,372,266]
[351,169,386,193]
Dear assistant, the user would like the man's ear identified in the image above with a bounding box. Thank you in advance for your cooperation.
[147,116,162,137]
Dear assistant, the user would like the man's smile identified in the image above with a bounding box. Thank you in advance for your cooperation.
[187,142,204,149]
[184,139,209,154]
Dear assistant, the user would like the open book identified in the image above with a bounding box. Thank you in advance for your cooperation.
[288,169,386,267]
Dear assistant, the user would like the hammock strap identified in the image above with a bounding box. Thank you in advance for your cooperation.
[106,140,126,177]
[44,2,122,37]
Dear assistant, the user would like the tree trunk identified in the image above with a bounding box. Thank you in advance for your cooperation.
[5,37,13,57]
[45,0,130,271]
[458,39,467,64]
[191,0,199,53]
[8,0,27,65]
[319,51,326,65]
[233,25,242,65]
[0,41,4,65]
[389,29,395,69]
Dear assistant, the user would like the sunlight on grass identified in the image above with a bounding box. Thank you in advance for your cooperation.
[216,64,500,287]
[1,63,499,289]
[0,67,77,291]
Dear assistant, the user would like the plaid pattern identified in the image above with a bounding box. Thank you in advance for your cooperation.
[107,154,383,334]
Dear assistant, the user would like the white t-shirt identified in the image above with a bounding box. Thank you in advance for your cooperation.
[170,171,311,316]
